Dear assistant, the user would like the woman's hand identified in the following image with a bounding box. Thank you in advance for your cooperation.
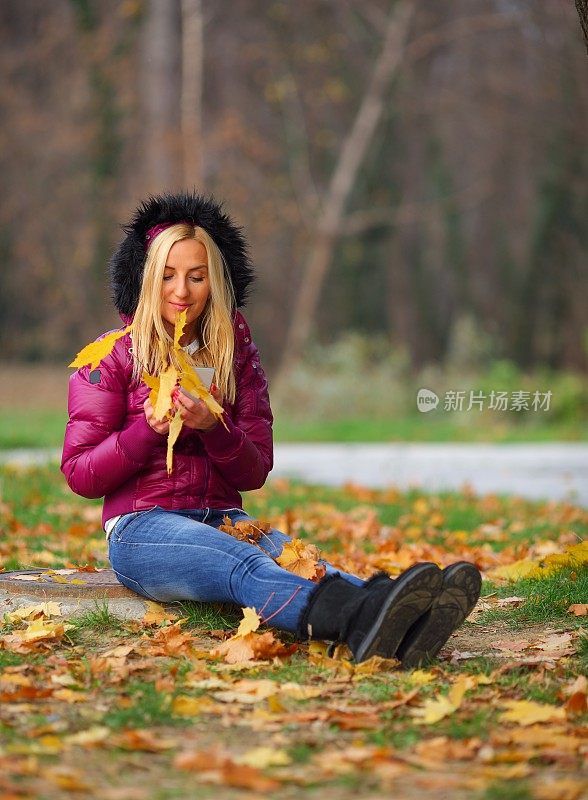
[144,398,170,435]
[173,384,224,431]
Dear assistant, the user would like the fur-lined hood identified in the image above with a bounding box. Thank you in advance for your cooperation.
[109,190,255,317]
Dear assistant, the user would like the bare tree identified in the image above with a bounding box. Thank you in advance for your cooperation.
[181,0,204,188]
[273,1,415,393]
[141,0,182,192]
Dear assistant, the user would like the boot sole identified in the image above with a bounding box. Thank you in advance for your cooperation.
[354,563,442,663]
[395,562,481,669]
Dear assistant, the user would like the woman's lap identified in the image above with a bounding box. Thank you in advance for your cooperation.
[107,506,363,632]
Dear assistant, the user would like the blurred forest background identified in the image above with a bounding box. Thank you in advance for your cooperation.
[0,0,587,444]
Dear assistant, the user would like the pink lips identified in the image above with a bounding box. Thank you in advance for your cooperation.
[170,303,191,310]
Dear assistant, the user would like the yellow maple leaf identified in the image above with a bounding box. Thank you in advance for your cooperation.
[69,325,132,370]
[172,695,218,716]
[498,699,566,726]
[154,363,178,421]
[142,600,178,626]
[143,370,159,409]
[177,349,226,422]
[172,308,188,350]
[276,538,326,581]
[236,607,261,637]
[5,602,62,623]
[412,675,474,725]
[235,747,291,769]
[17,618,74,643]
[166,411,184,475]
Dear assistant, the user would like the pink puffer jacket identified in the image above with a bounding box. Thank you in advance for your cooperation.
[61,311,273,527]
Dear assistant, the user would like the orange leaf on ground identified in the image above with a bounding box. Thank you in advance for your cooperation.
[567,603,588,616]
[113,729,177,752]
[211,630,297,664]
[276,538,327,581]
[174,748,280,791]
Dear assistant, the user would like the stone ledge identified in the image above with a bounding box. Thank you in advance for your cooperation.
[0,568,178,620]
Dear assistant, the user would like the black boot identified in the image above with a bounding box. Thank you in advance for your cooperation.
[297,563,442,663]
[366,562,482,668]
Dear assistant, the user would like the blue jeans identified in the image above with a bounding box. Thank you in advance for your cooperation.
[108,506,365,633]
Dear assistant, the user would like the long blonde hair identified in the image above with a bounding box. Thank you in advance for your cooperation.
[131,224,237,403]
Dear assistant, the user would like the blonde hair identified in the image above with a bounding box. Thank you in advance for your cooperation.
[131,223,237,403]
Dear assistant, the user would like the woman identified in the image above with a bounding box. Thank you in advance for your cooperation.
[62,190,481,667]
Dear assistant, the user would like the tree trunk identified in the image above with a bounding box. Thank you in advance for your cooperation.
[141,0,182,192]
[273,1,415,394]
[574,0,588,53]
[181,0,204,188]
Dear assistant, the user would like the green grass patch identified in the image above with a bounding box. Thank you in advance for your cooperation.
[174,600,242,631]
[0,410,67,449]
[101,680,186,730]
[274,416,588,443]
[478,566,588,627]
[0,408,586,449]
[69,602,127,634]
[481,782,532,800]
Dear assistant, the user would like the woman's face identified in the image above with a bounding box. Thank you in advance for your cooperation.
[161,239,211,342]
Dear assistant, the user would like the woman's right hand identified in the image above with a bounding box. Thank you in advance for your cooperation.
[144,398,170,435]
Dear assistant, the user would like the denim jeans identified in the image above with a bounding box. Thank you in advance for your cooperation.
[108,506,365,633]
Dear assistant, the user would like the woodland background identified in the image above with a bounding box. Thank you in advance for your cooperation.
[0,0,587,393]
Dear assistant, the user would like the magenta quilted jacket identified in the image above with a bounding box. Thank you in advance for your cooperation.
[61,311,273,527]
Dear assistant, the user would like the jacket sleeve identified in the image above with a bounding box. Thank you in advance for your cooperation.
[61,338,164,499]
[200,326,273,492]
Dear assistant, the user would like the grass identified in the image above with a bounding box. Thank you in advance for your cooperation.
[174,599,242,631]
[69,602,127,634]
[0,408,587,449]
[477,566,588,627]
[274,416,588,443]
[482,783,532,800]
[102,680,186,730]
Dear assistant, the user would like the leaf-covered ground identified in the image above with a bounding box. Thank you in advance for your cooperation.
[0,465,587,800]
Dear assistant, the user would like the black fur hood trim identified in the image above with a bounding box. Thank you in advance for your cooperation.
[109,190,255,317]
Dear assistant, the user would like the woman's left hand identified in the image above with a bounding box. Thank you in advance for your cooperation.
[173,384,223,431]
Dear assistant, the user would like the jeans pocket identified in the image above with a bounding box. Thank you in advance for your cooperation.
[112,506,158,543]
[111,568,161,602]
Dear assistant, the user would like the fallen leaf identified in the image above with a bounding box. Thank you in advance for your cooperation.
[235,747,291,769]
[276,538,326,581]
[142,601,178,626]
[498,699,566,726]
[64,726,110,746]
[236,607,261,637]
[42,766,92,792]
[172,695,220,716]
[4,602,62,623]
[412,676,475,725]
[112,729,177,752]
[174,748,280,791]
[567,603,588,617]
